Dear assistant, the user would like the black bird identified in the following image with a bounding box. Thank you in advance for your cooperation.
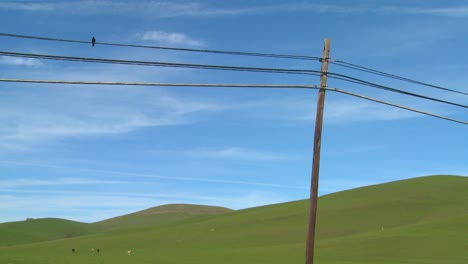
[92,36,96,47]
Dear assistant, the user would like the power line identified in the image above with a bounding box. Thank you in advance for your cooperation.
[0,78,318,89]
[2,33,465,99]
[0,77,466,125]
[0,32,320,61]
[331,59,468,96]
[330,87,468,125]
[1,50,466,109]
[0,50,322,76]
[328,73,468,109]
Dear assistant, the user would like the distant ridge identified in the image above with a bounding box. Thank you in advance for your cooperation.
[0,204,232,246]
[0,218,93,247]
[1,174,466,264]
[93,203,233,231]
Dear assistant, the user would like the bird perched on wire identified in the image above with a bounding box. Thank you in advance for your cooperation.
[92,36,96,47]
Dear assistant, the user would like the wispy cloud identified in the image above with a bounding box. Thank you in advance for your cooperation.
[0,57,43,67]
[234,94,431,124]
[0,85,225,150]
[159,147,288,161]
[397,6,468,17]
[142,31,205,47]
[0,80,454,152]
[2,1,468,17]
[0,161,308,189]
[324,144,385,157]
[0,1,55,11]
[0,177,127,188]
[323,98,419,123]
[0,189,288,222]
[0,1,383,16]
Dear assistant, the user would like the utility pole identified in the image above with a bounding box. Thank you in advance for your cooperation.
[305,38,330,264]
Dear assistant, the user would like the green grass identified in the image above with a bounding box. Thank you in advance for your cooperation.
[1,175,466,264]
[0,204,232,247]
[0,218,95,247]
[93,203,233,231]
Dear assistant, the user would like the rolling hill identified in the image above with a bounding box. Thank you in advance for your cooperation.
[0,175,466,264]
[0,204,233,246]
[0,218,94,247]
[93,203,233,231]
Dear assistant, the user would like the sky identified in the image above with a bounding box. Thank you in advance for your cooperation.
[0,0,467,223]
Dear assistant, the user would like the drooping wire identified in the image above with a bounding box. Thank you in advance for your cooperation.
[1,50,466,109]
[0,50,322,76]
[0,78,318,89]
[331,59,468,96]
[0,77,466,125]
[0,32,321,61]
[327,73,468,109]
[329,87,468,125]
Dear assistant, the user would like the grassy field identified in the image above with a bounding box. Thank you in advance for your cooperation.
[0,204,232,247]
[0,218,95,247]
[1,175,466,264]
[93,203,233,232]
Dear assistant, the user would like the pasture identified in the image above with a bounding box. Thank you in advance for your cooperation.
[1,175,467,264]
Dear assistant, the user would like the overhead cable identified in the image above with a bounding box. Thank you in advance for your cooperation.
[0,77,466,125]
[331,59,468,96]
[328,73,468,109]
[0,32,320,61]
[329,87,468,125]
[0,50,322,76]
[0,78,318,89]
[1,50,466,109]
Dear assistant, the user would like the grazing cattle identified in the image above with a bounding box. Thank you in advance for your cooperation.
[127,250,132,256]
[71,248,75,253]
[91,248,95,253]
[97,248,100,253]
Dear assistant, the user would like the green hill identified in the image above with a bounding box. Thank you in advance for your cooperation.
[0,175,466,264]
[92,203,233,231]
[0,218,94,247]
[0,204,232,247]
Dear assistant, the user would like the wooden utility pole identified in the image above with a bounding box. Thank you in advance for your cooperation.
[305,38,330,264]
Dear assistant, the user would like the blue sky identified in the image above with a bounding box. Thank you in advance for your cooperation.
[0,0,467,223]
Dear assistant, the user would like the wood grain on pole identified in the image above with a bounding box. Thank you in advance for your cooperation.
[305,38,330,264]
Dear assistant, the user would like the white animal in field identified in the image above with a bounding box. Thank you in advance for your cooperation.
[127,250,132,256]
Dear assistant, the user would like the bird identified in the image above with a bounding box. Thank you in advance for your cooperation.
[92,36,96,47]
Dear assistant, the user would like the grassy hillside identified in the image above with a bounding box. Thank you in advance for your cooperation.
[0,218,94,247]
[0,204,232,247]
[0,175,466,264]
[93,204,233,231]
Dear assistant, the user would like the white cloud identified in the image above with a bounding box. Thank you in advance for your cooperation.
[0,79,455,152]
[3,1,468,17]
[0,189,288,222]
[0,1,241,16]
[0,85,225,150]
[323,98,418,123]
[324,144,385,157]
[0,177,127,188]
[160,147,288,161]
[232,94,428,124]
[397,7,468,17]
[0,161,308,190]
[0,57,43,66]
[142,31,205,47]
[0,2,55,11]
